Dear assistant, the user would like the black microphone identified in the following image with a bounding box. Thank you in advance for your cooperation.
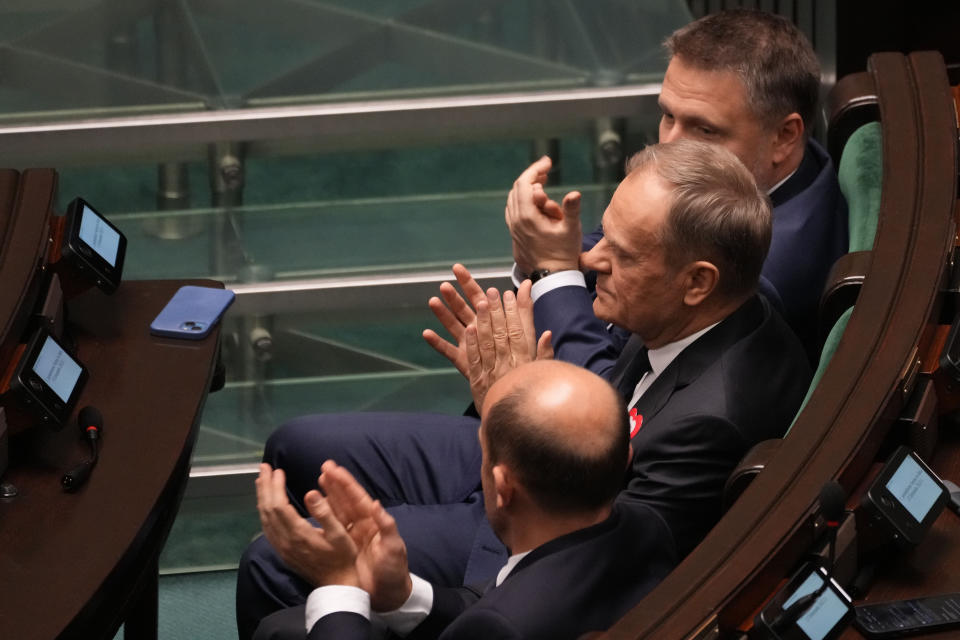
[775,481,847,630]
[61,460,94,490]
[820,480,846,570]
[61,406,102,491]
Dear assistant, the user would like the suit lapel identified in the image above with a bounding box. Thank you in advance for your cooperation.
[630,360,679,422]
[625,296,768,428]
[610,334,647,392]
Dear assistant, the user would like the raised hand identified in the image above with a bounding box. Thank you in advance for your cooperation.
[318,460,413,612]
[255,464,359,588]
[505,156,583,275]
[422,263,487,377]
[465,280,553,412]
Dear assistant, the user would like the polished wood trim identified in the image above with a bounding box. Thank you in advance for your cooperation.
[0,169,56,362]
[828,71,880,165]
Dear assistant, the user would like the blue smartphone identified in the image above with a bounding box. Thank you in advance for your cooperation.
[150,285,235,340]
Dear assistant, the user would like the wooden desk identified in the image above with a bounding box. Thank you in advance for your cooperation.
[839,426,960,639]
[0,279,221,640]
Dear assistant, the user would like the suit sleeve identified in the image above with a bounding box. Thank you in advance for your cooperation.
[437,607,524,640]
[307,611,371,640]
[406,585,482,640]
[533,284,622,378]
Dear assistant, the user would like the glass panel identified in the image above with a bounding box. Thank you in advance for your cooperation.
[0,0,690,118]
[55,135,612,282]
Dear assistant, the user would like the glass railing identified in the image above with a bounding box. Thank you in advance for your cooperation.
[0,0,689,121]
[1,0,691,573]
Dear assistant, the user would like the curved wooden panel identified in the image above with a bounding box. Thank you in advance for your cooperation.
[0,169,56,358]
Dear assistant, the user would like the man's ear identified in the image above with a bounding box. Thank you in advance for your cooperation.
[681,261,720,306]
[493,464,514,509]
[771,112,804,166]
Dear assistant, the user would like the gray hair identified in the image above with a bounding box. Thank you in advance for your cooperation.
[625,140,772,299]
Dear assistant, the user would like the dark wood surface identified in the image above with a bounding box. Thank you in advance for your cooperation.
[0,279,221,640]
[839,426,960,639]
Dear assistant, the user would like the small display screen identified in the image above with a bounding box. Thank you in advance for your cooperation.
[79,203,120,266]
[885,454,941,523]
[32,336,83,402]
[784,572,850,640]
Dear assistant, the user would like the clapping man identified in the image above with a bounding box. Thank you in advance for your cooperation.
[252,360,675,639]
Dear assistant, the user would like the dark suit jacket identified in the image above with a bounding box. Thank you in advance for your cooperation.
[579,138,847,363]
[535,290,811,557]
[307,501,677,640]
[615,296,811,556]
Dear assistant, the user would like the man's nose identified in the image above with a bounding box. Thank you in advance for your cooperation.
[578,250,591,271]
[659,124,682,143]
[580,247,606,272]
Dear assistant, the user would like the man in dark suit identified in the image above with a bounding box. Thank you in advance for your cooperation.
[508,10,847,360]
[236,140,812,638]
[251,360,677,640]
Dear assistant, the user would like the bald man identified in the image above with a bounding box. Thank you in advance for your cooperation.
[252,360,676,640]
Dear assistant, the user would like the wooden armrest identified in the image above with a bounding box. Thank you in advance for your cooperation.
[820,251,871,347]
[722,439,782,513]
[827,71,879,165]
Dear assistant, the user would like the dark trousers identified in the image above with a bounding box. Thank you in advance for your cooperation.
[235,411,508,640]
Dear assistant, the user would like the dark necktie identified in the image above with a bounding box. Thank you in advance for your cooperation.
[616,341,651,400]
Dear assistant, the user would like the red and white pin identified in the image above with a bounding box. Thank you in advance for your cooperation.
[629,407,643,439]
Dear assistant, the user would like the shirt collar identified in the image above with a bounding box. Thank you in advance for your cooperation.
[495,550,532,586]
[647,322,718,377]
[767,166,798,196]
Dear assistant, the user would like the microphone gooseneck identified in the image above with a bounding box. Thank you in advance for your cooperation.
[61,406,102,491]
[774,481,847,631]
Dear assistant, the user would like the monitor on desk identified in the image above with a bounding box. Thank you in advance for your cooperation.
[3,328,87,428]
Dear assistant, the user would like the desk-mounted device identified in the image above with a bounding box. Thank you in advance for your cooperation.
[858,446,948,549]
[753,563,853,640]
[48,197,126,296]
[0,327,87,429]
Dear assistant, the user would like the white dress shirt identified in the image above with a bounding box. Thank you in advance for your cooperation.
[306,551,532,636]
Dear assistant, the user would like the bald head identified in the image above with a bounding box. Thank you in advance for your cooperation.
[481,361,628,514]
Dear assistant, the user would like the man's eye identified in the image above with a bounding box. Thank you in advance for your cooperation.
[697,126,716,136]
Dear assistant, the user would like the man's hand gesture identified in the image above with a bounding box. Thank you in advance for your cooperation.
[465,281,553,412]
[318,460,413,612]
[255,463,360,589]
[505,156,583,275]
[256,462,413,611]
[422,263,486,378]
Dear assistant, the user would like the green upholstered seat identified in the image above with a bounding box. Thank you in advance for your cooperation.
[787,306,854,434]
[838,121,883,253]
[788,122,881,431]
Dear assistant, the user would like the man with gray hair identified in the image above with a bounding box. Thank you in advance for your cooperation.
[556,139,811,556]
[237,139,812,637]
[508,9,846,360]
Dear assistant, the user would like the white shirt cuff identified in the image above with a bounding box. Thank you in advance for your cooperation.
[530,270,587,302]
[305,585,370,633]
[377,573,434,636]
[511,263,528,288]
